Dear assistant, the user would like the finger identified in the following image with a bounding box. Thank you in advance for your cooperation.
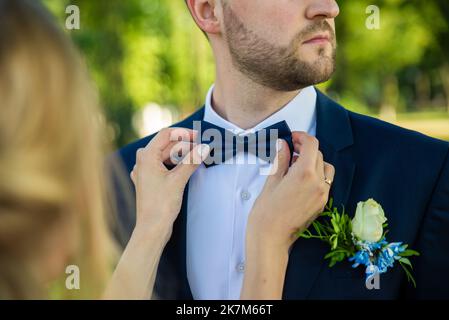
[323,162,335,188]
[293,142,301,155]
[171,144,210,184]
[291,132,319,171]
[291,131,304,154]
[161,141,195,165]
[169,127,198,143]
[316,151,324,180]
[148,127,198,155]
[292,154,299,164]
[291,131,312,149]
[264,139,291,188]
[130,166,136,184]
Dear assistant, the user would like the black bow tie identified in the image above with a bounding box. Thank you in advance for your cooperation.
[196,120,294,168]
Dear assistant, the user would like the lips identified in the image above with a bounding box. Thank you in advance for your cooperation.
[302,33,331,44]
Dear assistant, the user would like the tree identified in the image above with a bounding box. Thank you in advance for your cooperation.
[44,0,214,147]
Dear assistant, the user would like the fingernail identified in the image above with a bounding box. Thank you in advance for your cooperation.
[276,139,283,152]
[198,144,210,158]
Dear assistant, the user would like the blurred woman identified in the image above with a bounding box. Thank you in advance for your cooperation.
[0,0,333,300]
[0,0,112,298]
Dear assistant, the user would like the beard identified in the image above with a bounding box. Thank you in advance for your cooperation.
[223,4,337,91]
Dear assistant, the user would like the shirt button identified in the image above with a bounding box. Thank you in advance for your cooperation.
[236,263,245,273]
[240,190,251,201]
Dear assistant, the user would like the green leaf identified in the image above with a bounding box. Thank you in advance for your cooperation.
[399,257,413,269]
[328,198,334,210]
[400,249,420,257]
[324,249,350,260]
[324,251,337,260]
[312,221,323,237]
[331,219,340,233]
[330,234,338,250]
[399,261,417,288]
[328,259,337,267]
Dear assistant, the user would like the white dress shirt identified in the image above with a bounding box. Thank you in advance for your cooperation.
[186,84,318,300]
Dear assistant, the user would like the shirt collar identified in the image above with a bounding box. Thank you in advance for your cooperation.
[203,84,317,135]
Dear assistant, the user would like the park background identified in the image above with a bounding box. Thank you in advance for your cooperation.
[43,0,449,147]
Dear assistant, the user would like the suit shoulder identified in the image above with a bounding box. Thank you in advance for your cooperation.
[112,135,153,172]
[348,110,449,153]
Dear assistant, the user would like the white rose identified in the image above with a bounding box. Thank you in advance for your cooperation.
[352,199,387,242]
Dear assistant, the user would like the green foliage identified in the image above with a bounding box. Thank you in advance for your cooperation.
[331,0,449,115]
[42,0,449,146]
[398,246,420,288]
[298,199,356,267]
[44,0,214,147]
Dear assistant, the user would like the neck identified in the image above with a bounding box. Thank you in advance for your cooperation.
[211,62,301,130]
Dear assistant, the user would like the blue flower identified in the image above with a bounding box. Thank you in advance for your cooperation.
[376,242,406,273]
[349,249,371,268]
[349,238,407,278]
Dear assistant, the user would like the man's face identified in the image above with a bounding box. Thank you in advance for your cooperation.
[221,0,339,91]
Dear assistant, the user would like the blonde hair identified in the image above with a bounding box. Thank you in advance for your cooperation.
[0,0,116,298]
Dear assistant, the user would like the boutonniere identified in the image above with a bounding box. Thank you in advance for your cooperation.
[297,198,420,287]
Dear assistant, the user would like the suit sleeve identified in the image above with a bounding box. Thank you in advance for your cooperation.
[106,151,136,248]
[406,146,449,299]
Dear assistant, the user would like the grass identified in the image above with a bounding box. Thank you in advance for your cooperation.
[378,111,449,142]
[396,111,449,121]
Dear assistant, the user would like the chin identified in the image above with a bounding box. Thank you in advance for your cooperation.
[315,67,335,84]
[307,56,335,70]
[305,60,335,85]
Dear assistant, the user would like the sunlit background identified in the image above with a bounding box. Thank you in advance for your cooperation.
[44,0,449,147]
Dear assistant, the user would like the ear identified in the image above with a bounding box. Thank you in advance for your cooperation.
[186,0,222,36]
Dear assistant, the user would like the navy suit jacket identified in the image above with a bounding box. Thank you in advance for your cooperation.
[114,90,449,299]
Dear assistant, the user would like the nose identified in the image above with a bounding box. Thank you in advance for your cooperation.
[305,0,340,20]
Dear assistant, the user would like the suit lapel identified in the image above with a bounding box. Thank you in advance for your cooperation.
[316,91,356,209]
[283,89,356,299]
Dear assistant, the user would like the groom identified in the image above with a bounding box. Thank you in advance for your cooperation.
[115,0,449,299]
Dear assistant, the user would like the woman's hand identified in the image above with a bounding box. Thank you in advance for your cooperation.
[241,133,334,300]
[247,132,335,251]
[104,128,209,299]
[130,127,210,240]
